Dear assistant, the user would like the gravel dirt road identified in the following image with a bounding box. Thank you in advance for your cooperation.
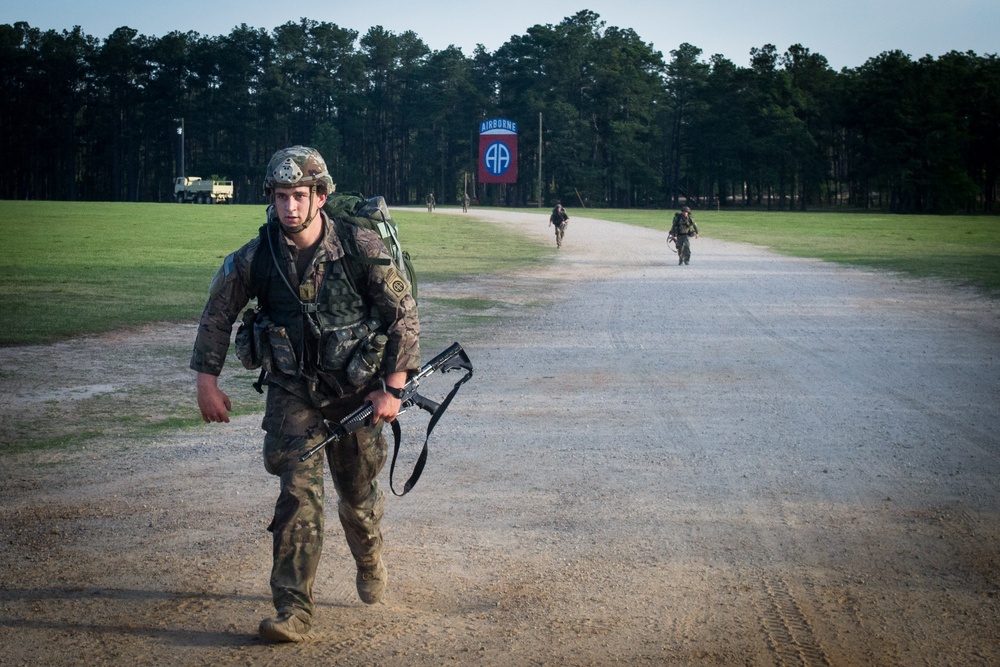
[1,209,998,666]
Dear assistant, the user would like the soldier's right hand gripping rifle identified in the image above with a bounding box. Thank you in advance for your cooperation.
[666,232,678,254]
[300,342,474,496]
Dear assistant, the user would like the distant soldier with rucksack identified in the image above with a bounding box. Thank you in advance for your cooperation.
[669,205,699,265]
[191,146,420,643]
[549,200,570,248]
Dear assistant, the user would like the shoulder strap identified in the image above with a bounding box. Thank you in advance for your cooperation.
[332,216,392,294]
[248,222,274,306]
[246,221,276,394]
[250,217,304,309]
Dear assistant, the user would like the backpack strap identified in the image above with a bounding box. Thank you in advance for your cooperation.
[247,220,276,394]
[248,220,275,307]
[331,216,392,297]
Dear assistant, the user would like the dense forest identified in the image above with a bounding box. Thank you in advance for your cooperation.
[2,10,998,213]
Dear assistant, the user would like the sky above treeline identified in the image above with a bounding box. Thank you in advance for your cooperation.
[2,0,997,71]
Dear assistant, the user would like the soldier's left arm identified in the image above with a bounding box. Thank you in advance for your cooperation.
[352,232,421,377]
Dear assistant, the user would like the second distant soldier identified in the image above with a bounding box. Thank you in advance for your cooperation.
[670,206,699,265]
[549,201,570,248]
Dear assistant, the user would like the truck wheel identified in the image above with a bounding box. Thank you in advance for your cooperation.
[175,193,184,203]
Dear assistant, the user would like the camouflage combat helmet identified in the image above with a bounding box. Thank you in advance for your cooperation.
[263,145,335,196]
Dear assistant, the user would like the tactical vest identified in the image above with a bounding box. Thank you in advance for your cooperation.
[675,214,694,236]
[247,219,384,394]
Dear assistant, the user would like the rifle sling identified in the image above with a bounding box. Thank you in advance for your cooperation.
[388,366,473,496]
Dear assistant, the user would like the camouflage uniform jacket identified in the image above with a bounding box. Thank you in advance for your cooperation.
[190,209,420,393]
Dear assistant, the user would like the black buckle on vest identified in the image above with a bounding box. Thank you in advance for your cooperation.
[301,303,319,313]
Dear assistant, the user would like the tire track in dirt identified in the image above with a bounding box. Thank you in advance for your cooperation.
[591,253,838,666]
[759,575,831,667]
[652,383,838,667]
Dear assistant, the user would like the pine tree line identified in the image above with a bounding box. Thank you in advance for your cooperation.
[2,11,998,212]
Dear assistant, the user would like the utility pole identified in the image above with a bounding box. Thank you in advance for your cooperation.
[537,112,543,207]
[175,117,185,179]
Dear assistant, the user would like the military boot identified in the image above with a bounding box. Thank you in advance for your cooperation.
[356,555,387,604]
[258,611,313,643]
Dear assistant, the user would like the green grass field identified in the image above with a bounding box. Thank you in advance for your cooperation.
[0,201,550,345]
[2,202,999,345]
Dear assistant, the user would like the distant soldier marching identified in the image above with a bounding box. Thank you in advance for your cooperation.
[669,206,699,265]
[549,200,570,248]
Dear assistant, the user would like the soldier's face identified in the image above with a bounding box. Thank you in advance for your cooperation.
[274,186,326,231]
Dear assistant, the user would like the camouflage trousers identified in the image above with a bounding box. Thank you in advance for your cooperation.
[554,223,565,248]
[261,384,387,621]
[676,235,691,263]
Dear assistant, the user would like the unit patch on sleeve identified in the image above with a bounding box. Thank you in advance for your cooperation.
[385,267,408,297]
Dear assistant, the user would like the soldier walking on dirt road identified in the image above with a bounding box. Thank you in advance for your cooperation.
[549,200,570,248]
[191,146,421,643]
[669,206,699,265]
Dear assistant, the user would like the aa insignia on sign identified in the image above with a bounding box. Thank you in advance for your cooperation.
[478,118,518,184]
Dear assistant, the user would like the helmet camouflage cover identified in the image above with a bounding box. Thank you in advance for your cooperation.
[264,145,335,195]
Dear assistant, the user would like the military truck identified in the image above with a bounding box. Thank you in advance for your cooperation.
[173,177,234,204]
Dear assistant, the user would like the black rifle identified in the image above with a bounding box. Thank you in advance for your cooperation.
[299,342,474,495]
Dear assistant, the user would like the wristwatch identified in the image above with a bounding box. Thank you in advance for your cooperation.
[382,384,405,399]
